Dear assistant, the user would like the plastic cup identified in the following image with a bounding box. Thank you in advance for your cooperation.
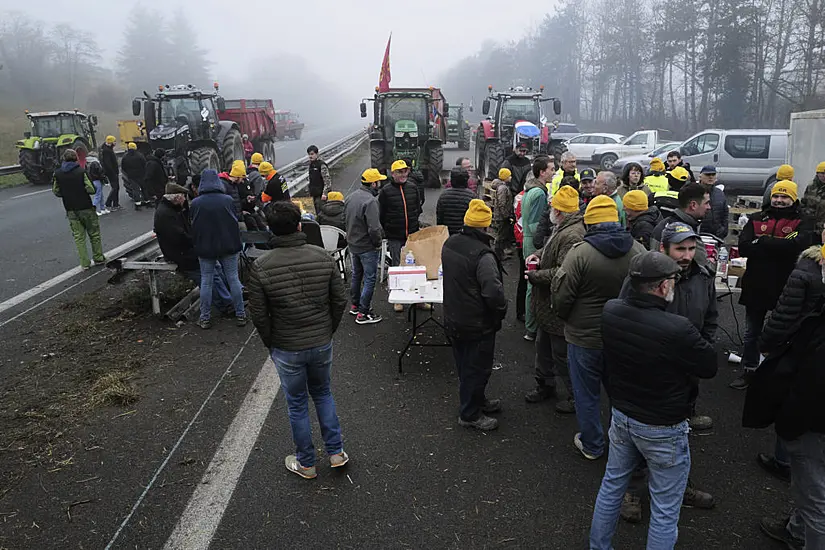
[526,258,539,271]
[727,275,739,288]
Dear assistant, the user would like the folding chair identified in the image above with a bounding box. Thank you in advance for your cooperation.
[239,230,271,283]
[378,239,393,282]
[319,225,349,279]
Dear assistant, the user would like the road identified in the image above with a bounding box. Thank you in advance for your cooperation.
[0,122,363,302]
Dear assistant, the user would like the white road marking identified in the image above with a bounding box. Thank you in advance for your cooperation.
[104,331,262,550]
[163,357,280,550]
[5,188,51,201]
[0,270,106,329]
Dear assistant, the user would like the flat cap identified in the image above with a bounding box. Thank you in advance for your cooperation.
[629,251,681,281]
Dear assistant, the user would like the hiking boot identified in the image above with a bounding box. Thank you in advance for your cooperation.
[458,415,499,431]
[682,484,715,509]
[482,398,502,414]
[355,312,383,325]
[197,318,212,330]
[757,453,791,482]
[349,305,359,316]
[236,316,248,327]
[393,303,404,313]
[523,331,536,342]
[760,517,804,550]
[524,385,555,403]
[574,433,600,460]
[729,372,753,390]
[330,451,349,468]
[688,414,714,431]
[555,398,576,414]
[285,455,317,479]
[620,493,643,524]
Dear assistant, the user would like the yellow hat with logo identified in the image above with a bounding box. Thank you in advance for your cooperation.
[464,199,492,228]
[498,168,512,181]
[105,135,116,144]
[584,195,619,225]
[649,157,665,172]
[259,161,274,176]
[229,160,247,178]
[391,159,409,172]
[327,191,344,201]
[623,190,649,211]
[816,161,825,174]
[127,142,137,150]
[250,152,263,165]
[361,168,387,183]
[551,185,580,213]
[777,164,794,180]
[771,180,798,202]
[668,166,691,182]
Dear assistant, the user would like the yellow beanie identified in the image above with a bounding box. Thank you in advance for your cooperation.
[229,160,247,178]
[649,157,665,172]
[771,180,798,202]
[105,135,116,144]
[127,142,137,150]
[777,164,794,180]
[551,185,580,213]
[816,161,825,174]
[464,199,492,228]
[498,168,512,181]
[584,195,619,225]
[327,191,344,201]
[250,152,263,165]
[623,190,649,211]
[259,161,274,175]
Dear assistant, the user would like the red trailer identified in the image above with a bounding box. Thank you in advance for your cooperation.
[218,99,278,162]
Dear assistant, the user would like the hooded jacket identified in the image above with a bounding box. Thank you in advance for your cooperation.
[153,196,198,272]
[491,179,514,222]
[700,184,729,239]
[378,178,421,242]
[317,199,346,231]
[552,222,646,348]
[120,150,146,180]
[436,183,475,235]
[345,185,382,254]
[100,144,119,183]
[500,153,533,193]
[219,172,252,217]
[190,170,242,259]
[628,207,662,250]
[521,176,549,256]
[246,166,264,196]
[52,161,94,212]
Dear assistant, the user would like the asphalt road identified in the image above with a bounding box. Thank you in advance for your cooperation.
[0,122,364,302]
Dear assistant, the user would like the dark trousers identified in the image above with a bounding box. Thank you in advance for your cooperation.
[452,335,496,422]
[743,306,768,372]
[494,219,514,258]
[105,174,120,207]
[535,330,574,396]
[312,195,324,215]
[516,247,527,319]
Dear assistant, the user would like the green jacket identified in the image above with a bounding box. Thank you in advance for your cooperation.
[802,178,825,233]
[521,177,549,256]
[610,190,627,227]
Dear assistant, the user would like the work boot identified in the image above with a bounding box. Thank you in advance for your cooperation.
[482,398,502,414]
[458,415,499,431]
[688,414,714,431]
[393,303,404,313]
[729,372,753,390]
[620,493,642,524]
[555,398,576,414]
[757,453,791,482]
[682,484,715,509]
[524,385,555,403]
[759,517,804,550]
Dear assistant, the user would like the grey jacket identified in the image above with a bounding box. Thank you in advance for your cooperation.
[345,185,382,254]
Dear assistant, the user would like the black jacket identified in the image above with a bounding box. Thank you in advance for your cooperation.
[500,154,532,193]
[53,161,94,212]
[760,246,825,353]
[262,171,291,203]
[442,227,507,339]
[602,290,718,426]
[307,159,329,198]
[100,144,119,183]
[220,173,252,217]
[190,170,242,259]
[317,200,346,231]
[408,168,426,206]
[628,207,662,250]
[120,150,146,180]
[436,187,475,235]
[153,197,198,272]
[378,179,421,241]
[145,154,168,200]
[700,185,729,239]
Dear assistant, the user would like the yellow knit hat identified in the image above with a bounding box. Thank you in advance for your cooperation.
[229,160,247,178]
[649,157,665,172]
[105,135,116,144]
[771,180,798,202]
[498,168,512,181]
[551,185,580,213]
[623,190,649,211]
[816,161,825,174]
[584,195,619,225]
[327,191,344,201]
[777,164,794,180]
[127,142,137,150]
[250,152,263,165]
[259,161,274,175]
[464,199,492,228]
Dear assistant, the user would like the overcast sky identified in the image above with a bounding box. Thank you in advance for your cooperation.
[10,0,554,101]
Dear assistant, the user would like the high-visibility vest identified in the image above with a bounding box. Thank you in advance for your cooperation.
[548,170,580,196]
[644,174,668,194]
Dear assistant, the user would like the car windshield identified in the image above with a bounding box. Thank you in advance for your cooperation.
[158,97,203,125]
[383,97,428,134]
[32,115,83,138]
[275,113,291,122]
[500,98,539,124]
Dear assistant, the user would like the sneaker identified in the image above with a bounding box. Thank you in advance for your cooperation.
[393,303,404,313]
[96,211,105,217]
[729,372,752,390]
[759,517,804,550]
[524,385,555,403]
[330,451,349,468]
[93,258,107,266]
[355,312,383,325]
[81,265,91,271]
[620,492,643,524]
[458,414,499,431]
[555,398,576,414]
[285,455,317,479]
[688,415,714,431]
[197,318,212,330]
[349,305,359,316]
[757,453,791,482]
[482,398,502,414]
[682,484,715,509]
[236,316,248,327]
[110,205,123,211]
[103,209,111,214]
[573,433,600,460]
[523,332,536,342]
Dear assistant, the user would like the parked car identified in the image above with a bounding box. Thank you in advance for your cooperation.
[679,129,789,192]
[590,130,670,170]
[564,133,625,161]
[551,122,582,142]
[610,141,682,175]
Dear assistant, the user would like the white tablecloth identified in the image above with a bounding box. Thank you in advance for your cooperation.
[388,281,443,304]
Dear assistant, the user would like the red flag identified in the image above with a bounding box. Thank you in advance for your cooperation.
[378,33,391,92]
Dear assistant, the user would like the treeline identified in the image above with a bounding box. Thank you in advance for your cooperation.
[441,0,825,137]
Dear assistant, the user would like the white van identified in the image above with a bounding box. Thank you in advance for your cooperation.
[678,129,788,192]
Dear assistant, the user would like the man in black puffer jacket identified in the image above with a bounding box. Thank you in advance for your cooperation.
[145,148,168,204]
[378,159,422,265]
[437,167,475,235]
[500,146,533,193]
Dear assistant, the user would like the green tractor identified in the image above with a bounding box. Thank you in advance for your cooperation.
[446,104,471,150]
[360,89,447,188]
[16,110,99,184]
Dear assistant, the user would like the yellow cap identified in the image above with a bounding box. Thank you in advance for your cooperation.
[127,142,137,150]
[668,166,690,182]
[250,152,263,165]
[816,161,825,174]
[105,135,116,144]
[584,195,619,225]
[259,161,274,175]
[649,158,665,172]
[777,164,795,180]
[327,191,344,201]
[623,190,649,211]
[771,180,798,202]
[464,199,492,228]
[391,159,409,172]
[498,168,512,181]
[361,168,387,183]
[229,160,247,178]
[551,185,580,213]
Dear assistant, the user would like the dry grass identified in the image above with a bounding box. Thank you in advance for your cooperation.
[87,371,139,408]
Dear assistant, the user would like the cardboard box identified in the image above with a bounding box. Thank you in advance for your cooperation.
[728,265,745,280]
[388,266,427,291]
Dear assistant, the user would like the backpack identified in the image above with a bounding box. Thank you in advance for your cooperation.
[85,157,107,184]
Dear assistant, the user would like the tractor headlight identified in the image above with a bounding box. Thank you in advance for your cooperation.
[395,131,404,138]
[33,140,40,149]
[409,132,418,138]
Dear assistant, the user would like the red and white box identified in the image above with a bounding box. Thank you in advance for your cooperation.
[388,266,428,291]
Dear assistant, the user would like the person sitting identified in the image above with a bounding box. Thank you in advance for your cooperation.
[317,191,346,231]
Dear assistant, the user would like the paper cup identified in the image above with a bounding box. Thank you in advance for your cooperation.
[526,258,539,271]
[727,275,739,287]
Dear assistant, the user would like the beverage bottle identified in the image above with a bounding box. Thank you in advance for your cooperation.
[718,246,729,279]
[438,264,443,281]
[405,251,415,265]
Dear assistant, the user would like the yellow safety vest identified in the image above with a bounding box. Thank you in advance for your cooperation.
[644,174,669,194]
[548,170,580,196]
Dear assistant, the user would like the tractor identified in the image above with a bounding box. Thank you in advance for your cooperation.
[446,104,471,150]
[16,110,99,184]
[360,88,447,188]
[475,86,561,180]
[132,83,245,181]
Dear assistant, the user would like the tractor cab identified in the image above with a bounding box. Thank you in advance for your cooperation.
[15,110,99,184]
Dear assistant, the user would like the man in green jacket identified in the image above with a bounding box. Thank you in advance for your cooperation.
[521,156,552,340]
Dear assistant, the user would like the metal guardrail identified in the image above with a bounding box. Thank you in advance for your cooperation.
[280,129,369,195]
[0,151,127,178]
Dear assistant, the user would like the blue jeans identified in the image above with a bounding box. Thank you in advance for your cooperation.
[775,435,790,467]
[568,343,606,457]
[184,266,233,313]
[350,249,379,314]
[784,433,825,546]
[199,254,245,321]
[92,180,105,212]
[270,341,343,467]
[590,408,691,550]
[743,306,767,372]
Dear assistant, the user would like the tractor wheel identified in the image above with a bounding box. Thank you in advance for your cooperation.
[459,128,471,151]
[221,128,244,171]
[599,153,618,171]
[190,146,221,176]
[426,144,444,188]
[475,135,486,181]
[484,141,504,181]
[18,149,51,185]
[370,142,386,173]
[261,139,277,163]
